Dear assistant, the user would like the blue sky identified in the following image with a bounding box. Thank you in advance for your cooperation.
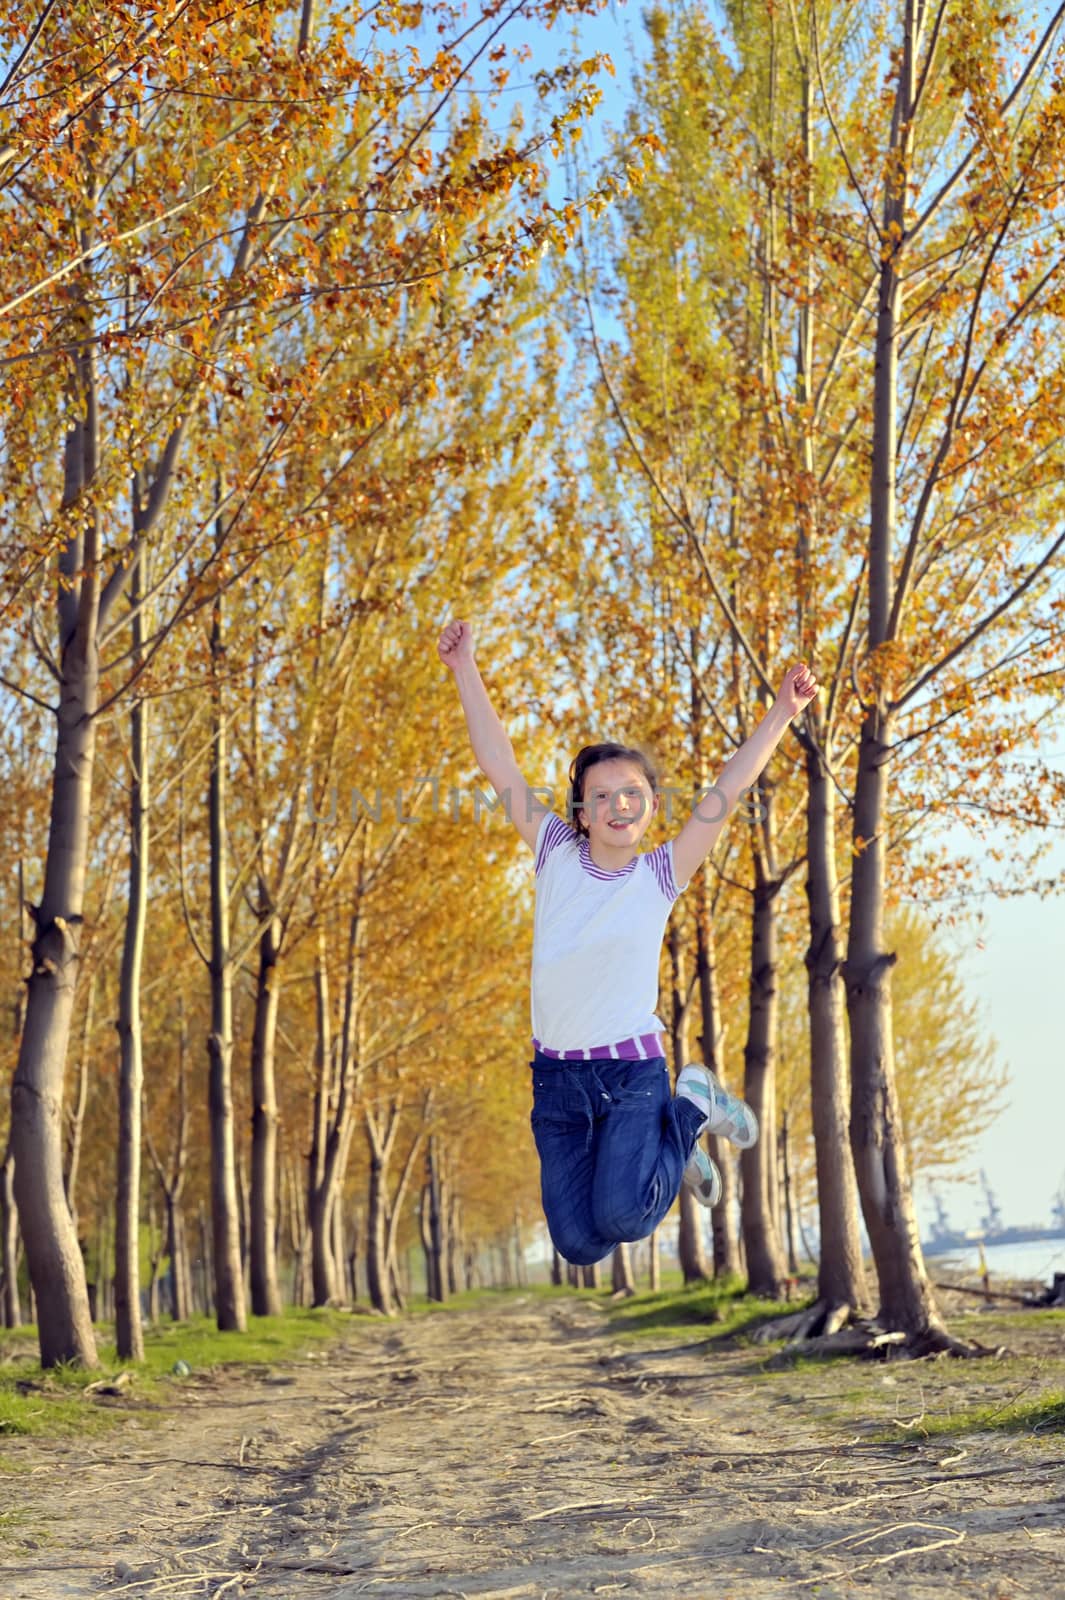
[949,824,1065,1230]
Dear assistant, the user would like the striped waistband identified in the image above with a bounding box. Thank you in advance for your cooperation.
[531,1032,666,1062]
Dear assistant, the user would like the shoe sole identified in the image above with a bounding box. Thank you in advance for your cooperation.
[687,1176,721,1207]
[683,1151,722,1209]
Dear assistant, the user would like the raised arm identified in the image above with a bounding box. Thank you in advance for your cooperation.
[437,619,550,852]
[671,662,819,889]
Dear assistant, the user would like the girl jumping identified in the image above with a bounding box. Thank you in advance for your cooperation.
[438,618,818,1267]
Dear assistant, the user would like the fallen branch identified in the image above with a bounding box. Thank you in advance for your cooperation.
[793,1482,937,1517]
[524,1494,654,1522]
[933,1280,1032,1305]
[84,1369,134,1398]
[789,1519,966,1584]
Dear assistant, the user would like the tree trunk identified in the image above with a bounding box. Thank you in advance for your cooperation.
[249,914,283,1316]
[426,1136,447,1303]
[11,616,100,1365]
[0,1145,20,1328]
[114,545,149,1361]
[147,1192,162,1325]
[780,1112,799,1277]
[389,1253,407,1310]
[382,1115,427,1296]
[689,632,742,1277]
[670,925,710,1284]
[509,1216,518,1287]
[3,876,27,1329]
[845,41,944,1339]
[692,863,743,1278]
[94,1198,111,1322]
[207,576,246,1332]
[740,843,787,1297]
[348,1205,361,1304]
[648,1227,660,1291]
[551,1248,563,1287]
[310,902,365,1308]
[677,1184,710,1284]
[10,317,110,1368]
[148,1005,191,1322]
[284,1154,310,1308]
[331,1197,348,1302]
[366,1147,393,1315]
[307,924,339,1306]
[419,1185,436,1299]
[63,974,95,1232]
[197,1203,212,1317]
[804,736,869,1312]
[847,709,940,1334]
[237,1142,251,1282]
[611,1242,636,1296]
[309,1187,338,1306]
[449,1195,463,1295]
[166,1194,191,1321]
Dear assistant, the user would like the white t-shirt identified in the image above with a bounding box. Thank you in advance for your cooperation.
[530,812,686,1058]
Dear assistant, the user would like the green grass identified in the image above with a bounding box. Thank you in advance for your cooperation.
[881,1389,1065,1442]
[954,1307,1065,1335]
[0,1307,356,1440]
[405,1282,574,1317]
[403,1275,814,1350]
[0,1382,118,1440]
[602,1276,809,1344]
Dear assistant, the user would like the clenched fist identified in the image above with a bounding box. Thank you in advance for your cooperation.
[775,661,819,719]
[437,619,474,672]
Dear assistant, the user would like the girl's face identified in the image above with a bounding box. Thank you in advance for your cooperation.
[577,759,658,849]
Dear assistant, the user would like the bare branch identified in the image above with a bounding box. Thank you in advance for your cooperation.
[894,525,1065,711]
[0,673,56,715]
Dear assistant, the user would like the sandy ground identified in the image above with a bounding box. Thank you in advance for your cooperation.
[1,1292,1064,1599]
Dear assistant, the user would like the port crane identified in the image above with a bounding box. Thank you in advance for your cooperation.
[979,1169,1003,1236]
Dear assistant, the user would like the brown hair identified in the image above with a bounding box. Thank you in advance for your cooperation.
[567,743,659,839]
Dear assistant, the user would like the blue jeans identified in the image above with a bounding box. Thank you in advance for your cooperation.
[529,1051,706,1266]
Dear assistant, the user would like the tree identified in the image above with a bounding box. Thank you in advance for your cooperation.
[571,0,1065,1345]
[1,0,642,1365]
[114,546,150,1359]
[145,1001,193,1324]
[567,0,872,1310]
[832,0,1065,1347]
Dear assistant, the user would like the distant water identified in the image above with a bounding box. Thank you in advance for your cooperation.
[927,1236,1065,1285]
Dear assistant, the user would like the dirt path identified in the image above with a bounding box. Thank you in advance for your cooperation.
[2,1294,1063,1598]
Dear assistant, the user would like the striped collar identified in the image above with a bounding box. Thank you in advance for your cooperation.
[577,837,639,880]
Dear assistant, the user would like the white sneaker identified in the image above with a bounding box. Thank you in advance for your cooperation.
[683,1145,722,1208]
[677,1063,758,1149]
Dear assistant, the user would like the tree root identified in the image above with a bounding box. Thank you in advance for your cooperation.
[907,1324,1006,1360]
[750,1298,855,1346]
[750,1301,1007,1361]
